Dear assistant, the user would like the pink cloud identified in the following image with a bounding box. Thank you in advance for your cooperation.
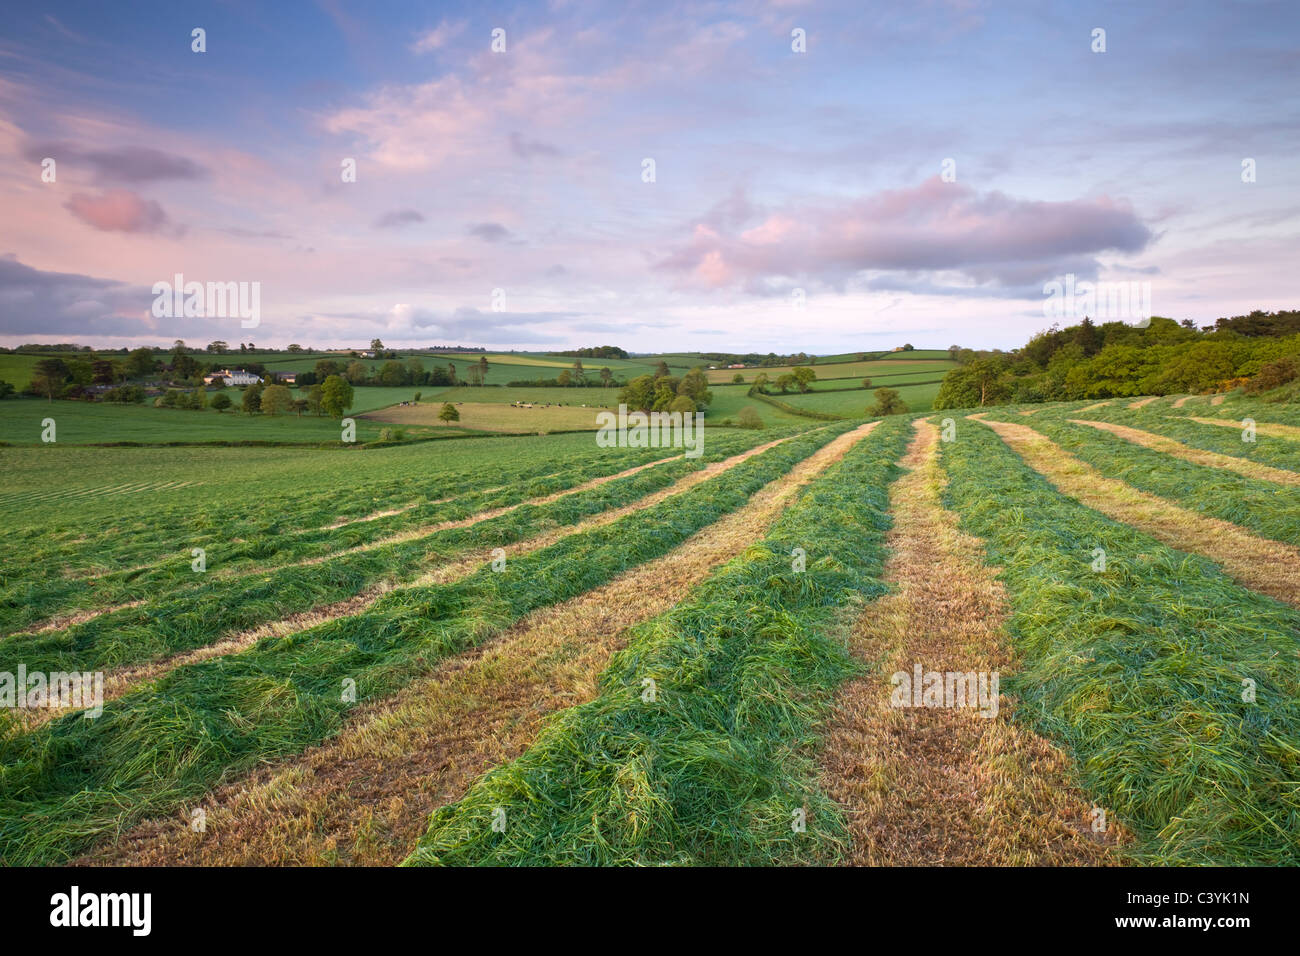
[64,189,175,234]
[657,178,1153,291]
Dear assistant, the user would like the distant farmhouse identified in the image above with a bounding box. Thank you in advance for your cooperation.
[204,368,262,386]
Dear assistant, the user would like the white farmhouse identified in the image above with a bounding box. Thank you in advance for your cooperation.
[205,368,261,386]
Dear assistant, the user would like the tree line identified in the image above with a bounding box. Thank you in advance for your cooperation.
[934,310,1300,409]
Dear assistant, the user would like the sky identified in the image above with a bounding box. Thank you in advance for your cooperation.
[0,0,1296,353]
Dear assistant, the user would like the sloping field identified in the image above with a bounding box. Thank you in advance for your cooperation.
[704,384,817,426]
[364,400,609,433]
[262,353,641,385]
[405,417,913,864]
[409,385,618,407]
[943,415,1300,865]
[4,394,1298,868]
[0,396,419,445]
[0,423,845,863]
[1,431,769,636]
[704,358,954,385]
[82,422,883,864]
[779,379,944,416]
[821,421,1118,865]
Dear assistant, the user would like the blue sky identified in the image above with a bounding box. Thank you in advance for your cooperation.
[1,0,1296,352]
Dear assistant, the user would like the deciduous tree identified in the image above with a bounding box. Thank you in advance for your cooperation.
[321,375,354,418]
[260,384,292,416]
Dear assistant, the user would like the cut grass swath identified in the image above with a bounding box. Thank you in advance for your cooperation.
[403,417,912,866]
[1,429,784,636]
[989,415,1300,548]
[78,423,882,866]
[939,419,1300,865]
[974,414,1300,608]
[0,422,853,865]
[0,437,785,682]
[1067,418,1300,486]
[819,421,1117,866]
[1040,400,1300,473]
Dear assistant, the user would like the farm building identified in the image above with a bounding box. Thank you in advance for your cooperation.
[205,369,261,386]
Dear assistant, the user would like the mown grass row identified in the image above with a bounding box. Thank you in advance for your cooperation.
[0,422,856,865]
[1163,390,1300,428]
[0,440,771,684]
[404,417,912,866]
[1,431,782,637]
[0,429,764,591]
[1052,402,1300,473]
[987,414,1300,547]
[1,445,513,571]
[942,419,1300,865]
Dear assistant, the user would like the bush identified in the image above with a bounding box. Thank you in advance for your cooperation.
[1245,356,1300,394]
[210,392,232,412]
[867,387,908,416]
[103,385,146,404]
[439,402,460,423]
[737,407,764,429]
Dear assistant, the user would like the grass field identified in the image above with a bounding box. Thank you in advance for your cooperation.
[705,357,955,385]
[774,379,946,416]
[366,400,610,433]
[3,383,1298,868]
[0,349,661,391]
[704,384,812,426]
[413,384,615,406]
[0,396,421,444]
[267,353,653,385]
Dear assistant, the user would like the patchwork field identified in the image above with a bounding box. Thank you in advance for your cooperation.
[411,385,616,407]
[0,396,429,445]
[704,357,956,385]
[365,400,611,433]
[2,388,1297,867]
[778,379,946,416]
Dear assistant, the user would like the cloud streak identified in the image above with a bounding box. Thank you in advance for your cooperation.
[24,142,208,184]
[656,178,1154,294]
[373,208,425,229]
